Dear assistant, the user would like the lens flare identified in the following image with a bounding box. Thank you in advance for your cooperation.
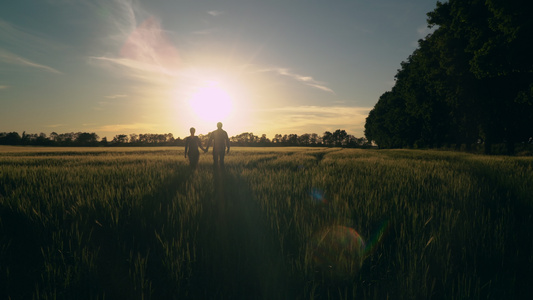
[310,188,327,204]
[308,225,366,278]
[363,219,390,256]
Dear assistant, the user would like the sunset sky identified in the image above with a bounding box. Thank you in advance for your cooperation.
[1,0,437,139]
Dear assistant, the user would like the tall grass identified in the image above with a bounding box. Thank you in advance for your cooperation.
[0,147,532,299]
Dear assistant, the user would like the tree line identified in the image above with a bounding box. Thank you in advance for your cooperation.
[0,129,371,148]
[364,0,533,154]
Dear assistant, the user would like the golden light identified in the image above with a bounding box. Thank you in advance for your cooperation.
[188,81,233,123]
[171,66,257,137]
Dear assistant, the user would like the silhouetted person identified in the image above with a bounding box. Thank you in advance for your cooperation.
[184,127,206,170]
[206,122,230,169]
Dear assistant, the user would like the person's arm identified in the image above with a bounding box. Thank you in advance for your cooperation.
[198,137,206,152]
[225,132,230,153]
[184,138,188,158]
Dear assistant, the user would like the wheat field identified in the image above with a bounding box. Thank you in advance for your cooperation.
[1,146,532,299]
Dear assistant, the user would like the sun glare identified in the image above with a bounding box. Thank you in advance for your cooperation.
[172,68,254,136]
[189,81,233,122]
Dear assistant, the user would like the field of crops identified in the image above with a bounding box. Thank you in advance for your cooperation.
[1,146,532,299]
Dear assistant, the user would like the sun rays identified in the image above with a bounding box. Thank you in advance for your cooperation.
[188,81,233,123]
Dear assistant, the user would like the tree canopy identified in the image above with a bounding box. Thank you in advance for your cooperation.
[0,130,371,148]
[365,0,533,154]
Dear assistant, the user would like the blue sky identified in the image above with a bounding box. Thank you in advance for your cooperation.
[0,0,437,139]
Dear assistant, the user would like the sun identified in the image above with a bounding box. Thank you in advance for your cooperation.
[188,81,233,122]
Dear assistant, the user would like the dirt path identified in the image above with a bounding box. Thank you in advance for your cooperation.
[190,169,292,299]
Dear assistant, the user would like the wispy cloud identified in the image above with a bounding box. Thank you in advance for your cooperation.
[96,122,158,133]
[208,10,224,17]
[0,85,8,90]
[105,94,128,99]
[90,55,176,85]
[46,124,66,128]
[0,19,62,51]
[90,12,181,85]
[260,67,335,93]
[0,49,62,74]
[0,19,63,74]
[255,105,371,137]
[90,1,332,100]
[192,28,217,35]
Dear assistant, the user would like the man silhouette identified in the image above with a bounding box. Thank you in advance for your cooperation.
[206,122,230,169]
[184,127,206,170]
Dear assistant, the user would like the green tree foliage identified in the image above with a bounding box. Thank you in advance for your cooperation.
[0,131,369,148]
[76,132,99,146]
[365,0,533,154]
[112,134,129,144]
[0,132,22,145]
[365,91,416,148]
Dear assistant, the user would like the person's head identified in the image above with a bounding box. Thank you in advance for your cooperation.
[217,122,223,129]
[190,127,196,135]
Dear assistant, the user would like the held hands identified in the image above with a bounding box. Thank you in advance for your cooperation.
[204,148,208,153]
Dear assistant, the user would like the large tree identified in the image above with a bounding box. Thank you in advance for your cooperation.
[366,0,533,154]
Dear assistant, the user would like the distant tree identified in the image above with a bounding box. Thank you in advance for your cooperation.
[231,132,247,145]
[272,134,282,144]
[137,133,168,144]
[49,132,59,144]
[344,135,357,147]
[156,134,168,144]
[357,137,371,148]
[35,133,51,145]
[0,130,368,148]
[76,132,99,146]
[310,133,320,145]
[22,132,41,145]
[322,131,333,147]
[21,131,29,145]
[280,134,288,145]
[248,133,258,144]
[0,132,21,145]
[7,132,22,145]
[197,134,208,146]
[112,134,129,144]
[230,132,260,146]
[332,129,348,147]
[130,134,139,144]
[298,133,310,146]
[166,133,175,144]
[287,134,298,146]
[259,134,270,146]
[57,132,76,146]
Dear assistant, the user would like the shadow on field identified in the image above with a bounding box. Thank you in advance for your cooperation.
[190,169,295,299]
[460,160,533,298]
[0,161,296,299]
[90,165,195,300]
[0,206,44,298]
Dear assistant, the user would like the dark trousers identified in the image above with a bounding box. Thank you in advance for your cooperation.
[188,151,199,170]
[213,150,225,168]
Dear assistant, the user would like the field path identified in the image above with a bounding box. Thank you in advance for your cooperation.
[191,169,293,299]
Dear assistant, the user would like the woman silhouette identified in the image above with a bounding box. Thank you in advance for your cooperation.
[184,127,206,170]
